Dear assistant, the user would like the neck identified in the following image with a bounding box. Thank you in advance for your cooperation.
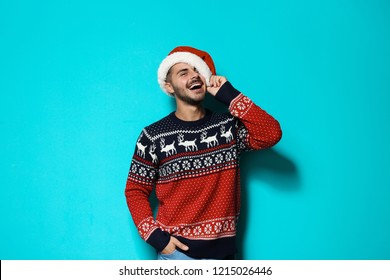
[175,102,206,122]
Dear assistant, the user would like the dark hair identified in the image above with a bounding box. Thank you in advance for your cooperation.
[165,68,173,83]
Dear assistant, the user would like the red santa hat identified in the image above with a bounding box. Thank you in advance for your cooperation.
[157,46,216,96]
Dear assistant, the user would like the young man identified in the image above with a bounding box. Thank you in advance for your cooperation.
[125,46,282,260]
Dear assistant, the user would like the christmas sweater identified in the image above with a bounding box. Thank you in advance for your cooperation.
[125,82,282,259]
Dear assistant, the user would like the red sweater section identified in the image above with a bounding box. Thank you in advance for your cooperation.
[155,169,241,237]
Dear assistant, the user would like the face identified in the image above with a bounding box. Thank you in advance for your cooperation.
[164,62,207,106]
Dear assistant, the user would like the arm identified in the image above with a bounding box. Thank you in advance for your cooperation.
[125,131,188,253]
[124,131,170,251]
[208,76,282,150]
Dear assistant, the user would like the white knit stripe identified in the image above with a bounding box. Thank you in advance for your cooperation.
[157,163,238,184]
[157,215,238,228]
[143,116,235,142]
[155,216,239,240]
[159,144,237,167]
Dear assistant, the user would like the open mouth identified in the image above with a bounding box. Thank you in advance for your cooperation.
[188,81,204,91]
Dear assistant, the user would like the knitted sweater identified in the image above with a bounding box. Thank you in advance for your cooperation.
[125,82,282,259]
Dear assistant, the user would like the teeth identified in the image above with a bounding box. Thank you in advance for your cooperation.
[190,83,201,89]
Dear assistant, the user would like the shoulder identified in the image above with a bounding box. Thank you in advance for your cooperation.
[140,113,175,142]
[209,111,236,125]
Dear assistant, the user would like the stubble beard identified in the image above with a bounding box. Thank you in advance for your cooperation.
[173,85,205,106]
[176,91,204,106]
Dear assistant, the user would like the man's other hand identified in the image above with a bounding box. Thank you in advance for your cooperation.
[161,236,189,254]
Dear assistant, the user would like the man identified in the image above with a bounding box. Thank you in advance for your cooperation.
[125,46,282,260]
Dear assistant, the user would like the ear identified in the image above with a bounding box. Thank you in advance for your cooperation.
[164,82,175,95]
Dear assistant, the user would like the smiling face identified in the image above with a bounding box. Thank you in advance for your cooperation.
[164,62,207,106]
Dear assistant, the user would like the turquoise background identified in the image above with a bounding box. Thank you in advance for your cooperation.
[1,0,389,260]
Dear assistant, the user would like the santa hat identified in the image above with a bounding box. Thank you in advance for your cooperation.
[157,46,216,96]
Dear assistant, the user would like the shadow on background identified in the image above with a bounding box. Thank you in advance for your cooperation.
[236,149,300,259]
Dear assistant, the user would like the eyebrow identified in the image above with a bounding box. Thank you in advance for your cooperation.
[175,66,198,76]
[176,68,189,76]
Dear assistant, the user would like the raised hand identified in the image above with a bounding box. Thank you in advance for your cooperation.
[207,75,227,96]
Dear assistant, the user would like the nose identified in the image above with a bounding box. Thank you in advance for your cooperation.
[189,68,200,79]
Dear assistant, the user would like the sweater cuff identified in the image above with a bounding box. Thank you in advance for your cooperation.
[214,81,241,106]
[146,228,171,252]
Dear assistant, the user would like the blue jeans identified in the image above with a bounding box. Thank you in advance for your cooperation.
[157,250,212,260]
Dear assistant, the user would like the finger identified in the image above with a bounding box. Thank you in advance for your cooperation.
[214,76,220,87]
[214,77,219,87]
[172,237,189,251]
[216,77,221,87]
[212,75,219,87]
[209,76,216,87]
[161,241,176,254]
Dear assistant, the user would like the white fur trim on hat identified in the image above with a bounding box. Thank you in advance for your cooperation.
[157,51,212,96]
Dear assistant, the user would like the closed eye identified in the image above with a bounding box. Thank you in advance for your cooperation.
[177,69,188,77]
